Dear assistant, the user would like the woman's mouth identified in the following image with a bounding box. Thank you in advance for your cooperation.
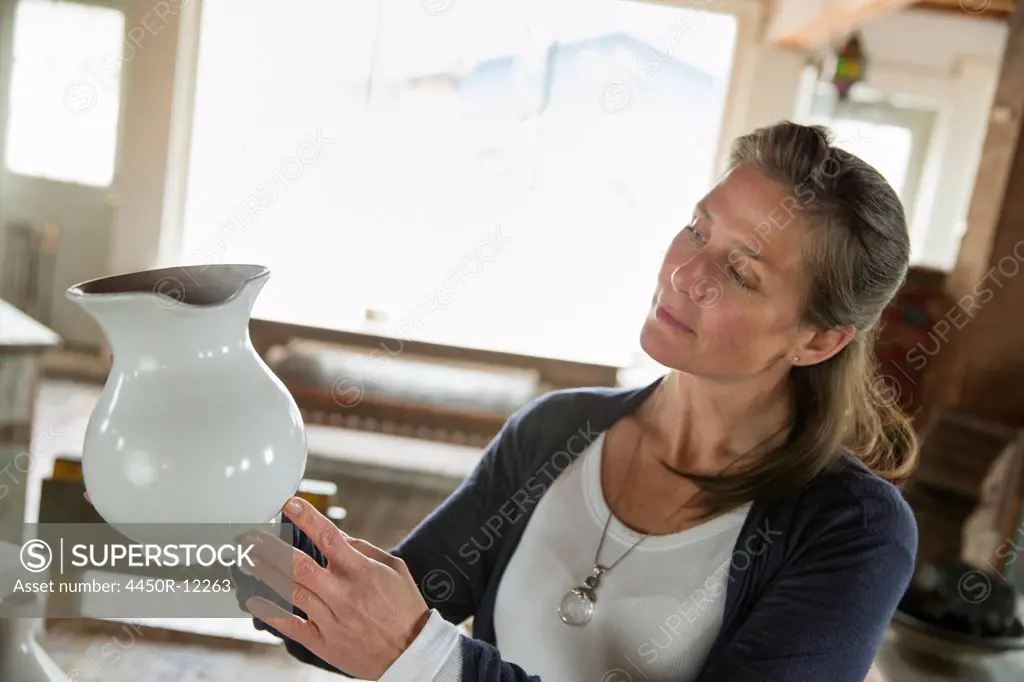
[655,305,694,334]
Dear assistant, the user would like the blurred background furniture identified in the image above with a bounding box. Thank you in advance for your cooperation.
[902,408,1021,570]
[0,221,60,328]
[893,410,1024,675]
[0,298,61,528]
[873,265,951,423]
[0,297,63,682]
[250,317,619,448]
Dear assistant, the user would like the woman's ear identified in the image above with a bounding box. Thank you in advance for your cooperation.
[793,325,855,366]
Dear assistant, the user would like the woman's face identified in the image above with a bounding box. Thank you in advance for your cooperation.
[640,163,820,378]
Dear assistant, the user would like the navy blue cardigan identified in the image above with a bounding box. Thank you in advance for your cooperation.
[247,378,918,681]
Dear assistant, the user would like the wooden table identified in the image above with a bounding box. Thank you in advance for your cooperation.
[0,298,60,531]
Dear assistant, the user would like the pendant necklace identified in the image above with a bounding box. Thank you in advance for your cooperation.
[556,399,793,627]
[557,499,653,626]
[558,426,660,627]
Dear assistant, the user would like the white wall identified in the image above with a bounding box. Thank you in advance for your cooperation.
[109,0,202,277]
[861,9,1007,69]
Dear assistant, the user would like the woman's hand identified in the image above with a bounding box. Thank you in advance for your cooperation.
[242,497,431,680]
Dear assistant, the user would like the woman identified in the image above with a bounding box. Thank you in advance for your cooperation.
[238,121,918,681]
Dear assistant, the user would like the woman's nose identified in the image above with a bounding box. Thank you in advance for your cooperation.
[670,265,688,293]
[671,258,722,308]
[670,253,705,293]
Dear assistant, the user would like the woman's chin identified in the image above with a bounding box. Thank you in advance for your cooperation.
[639,322,694,371]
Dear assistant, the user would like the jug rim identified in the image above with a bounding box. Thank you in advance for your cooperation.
[66,264,269,308]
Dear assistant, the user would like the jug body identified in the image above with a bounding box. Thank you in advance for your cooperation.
[67,265,307,543]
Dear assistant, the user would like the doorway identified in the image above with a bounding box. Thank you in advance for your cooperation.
[0,0,125,348]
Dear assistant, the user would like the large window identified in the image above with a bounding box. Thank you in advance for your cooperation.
[4,0,124,186]
[180,0,738,366]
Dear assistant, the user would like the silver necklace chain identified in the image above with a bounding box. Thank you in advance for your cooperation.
[558,424,664,626]
[557,394,792,627]
[591,429,651,577]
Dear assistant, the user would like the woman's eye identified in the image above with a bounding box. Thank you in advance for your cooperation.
[685,222,705,244]
[728,266,753,290]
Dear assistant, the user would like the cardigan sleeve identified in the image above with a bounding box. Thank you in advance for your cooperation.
[694,482,918,682]
[458,637,544,680]
[388,395,535,622]
[242,395,541,674]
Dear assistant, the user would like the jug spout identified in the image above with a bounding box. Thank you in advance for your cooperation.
[66,264,270,358]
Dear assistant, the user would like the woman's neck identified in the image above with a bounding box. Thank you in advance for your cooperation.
[639,370,794,474]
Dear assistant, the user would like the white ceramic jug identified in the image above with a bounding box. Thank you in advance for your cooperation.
[66,264,307,543]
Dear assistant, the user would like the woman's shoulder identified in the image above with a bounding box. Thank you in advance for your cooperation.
[477,383,657,491]
[504,382,658,446]
[515,382,653,416]
[781,451,918,563]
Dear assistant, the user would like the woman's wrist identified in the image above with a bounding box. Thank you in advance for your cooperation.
[387,605,432,669]
[379,609,464,682]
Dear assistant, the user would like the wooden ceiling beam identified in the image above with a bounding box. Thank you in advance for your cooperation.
[765,0,918,49]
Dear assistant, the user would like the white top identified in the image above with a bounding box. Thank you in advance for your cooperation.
[381,431,750,682]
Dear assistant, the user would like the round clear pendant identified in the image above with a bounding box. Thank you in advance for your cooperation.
[558,586,596,626]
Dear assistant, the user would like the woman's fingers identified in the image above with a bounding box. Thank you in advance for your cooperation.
[347,537,404,573]
[283,497,368,575]
[238,530,339,599]
[240,530,295,575]
[83,492,91,504]
[246,547,336,626]
[236,505,432,680]
[245,595,322,650]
